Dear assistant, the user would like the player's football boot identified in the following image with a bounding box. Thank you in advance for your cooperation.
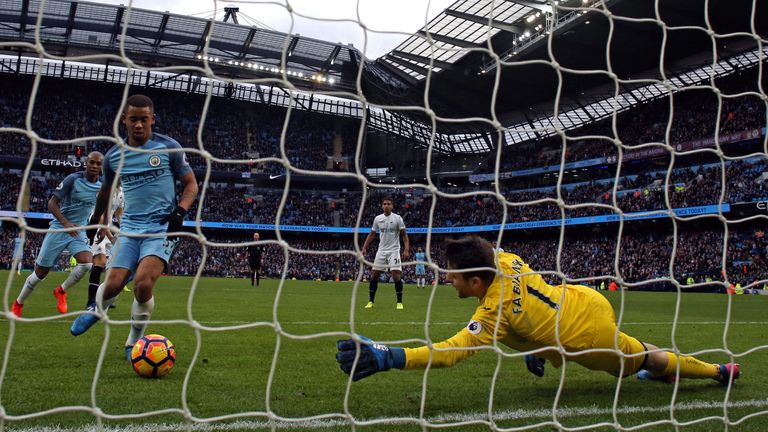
[635,369,677,383]
[125,345,134,362]
[365,301,374,309]
[716,363,741,385]
[53,286,68,314]
[123,285,131,292]
[396,303,404,310]
[70,304,100,336]
[11,300,23,317]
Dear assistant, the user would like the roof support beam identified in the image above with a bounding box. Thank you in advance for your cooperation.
[389,50,453,70]
[197,20,212,53]
[320,45,341,73]
[376,59,418,85]
[152,12,170,53]
[384,56,432,77]
[503,0,552,13]
[444,9,524,34]
[110,6,125,46]
[416,30,483,49]
[286,35,300,56]
[237,27,257,59]
[19,0,29,38]
[64,2,77,42]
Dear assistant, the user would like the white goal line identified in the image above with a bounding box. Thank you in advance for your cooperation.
[7,398,768,432]
[3,320,768,326]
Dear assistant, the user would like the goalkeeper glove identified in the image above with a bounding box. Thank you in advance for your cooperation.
[165,206,187,238]
[336,336,406,381]
[524,354,546,378]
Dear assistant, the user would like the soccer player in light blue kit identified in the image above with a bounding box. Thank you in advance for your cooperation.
[70,95,198,362]
[414,246,427,288]
[13,235,24,275]
[12,152,103,317]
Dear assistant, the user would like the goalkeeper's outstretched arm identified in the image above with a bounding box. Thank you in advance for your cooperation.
[336,329,480,381]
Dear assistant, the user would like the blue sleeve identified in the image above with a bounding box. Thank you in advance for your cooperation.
[52,174,76,201]
[169,146,192,179]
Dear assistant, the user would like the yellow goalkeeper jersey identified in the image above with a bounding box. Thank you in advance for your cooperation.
[404,252,645,375]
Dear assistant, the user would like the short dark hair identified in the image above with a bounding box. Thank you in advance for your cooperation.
[123,94,154,113]
[445,236,496,285]
[381,196,394,204]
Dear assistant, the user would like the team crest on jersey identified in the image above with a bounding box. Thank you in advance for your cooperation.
[148,155,161,167]
[467,320,482,335]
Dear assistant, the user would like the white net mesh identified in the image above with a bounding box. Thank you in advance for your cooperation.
[1,0,767,430]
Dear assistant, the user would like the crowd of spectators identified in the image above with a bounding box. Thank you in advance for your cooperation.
[484,70,767,174]
[3,223,764,291]
[0,77,360,174]
[1,68,766,292]
[2,155,766,228]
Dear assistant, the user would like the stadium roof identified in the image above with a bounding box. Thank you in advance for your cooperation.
[381,0,535,81]
[0,0,360,90]
[0,0,765,154]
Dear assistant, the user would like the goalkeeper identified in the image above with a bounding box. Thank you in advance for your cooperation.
[336,236,740,385]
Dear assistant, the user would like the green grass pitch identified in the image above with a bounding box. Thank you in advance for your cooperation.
[1,270,767,431]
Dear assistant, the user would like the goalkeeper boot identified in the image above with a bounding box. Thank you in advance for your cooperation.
[70,304,100,336]
[365,301,374,309]
[636,369,677,383]
[53,286,68,314]
[716,363,740,385]
[125,345,134,362]
[11,300,23,317]
[396,303,404,310]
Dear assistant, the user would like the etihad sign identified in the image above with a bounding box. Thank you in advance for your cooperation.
[41,159,82,168]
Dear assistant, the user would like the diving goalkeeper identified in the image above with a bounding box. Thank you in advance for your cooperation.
[336,236,740,385]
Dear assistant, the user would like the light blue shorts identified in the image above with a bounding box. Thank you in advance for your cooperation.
[36,231,90,268]
[109,233,178,274]
[415,265,426,275]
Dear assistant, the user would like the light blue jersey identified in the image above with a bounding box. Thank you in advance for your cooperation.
[415,251,426,275]
[50,172,102,228]
[13,237,23,260]
[37,172,99,268]
[103,133,192,234]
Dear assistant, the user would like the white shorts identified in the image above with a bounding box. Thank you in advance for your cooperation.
[91,237,113,258]
[372,250,402,272]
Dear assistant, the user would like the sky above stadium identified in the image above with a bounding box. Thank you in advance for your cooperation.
[91,0,456,59]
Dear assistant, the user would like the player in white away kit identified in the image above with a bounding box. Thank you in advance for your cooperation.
[361,196,410,309]
[82,184,124,310]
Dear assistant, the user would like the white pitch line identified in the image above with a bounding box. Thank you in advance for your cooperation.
[5,398,768,432]
[3,320,768,326]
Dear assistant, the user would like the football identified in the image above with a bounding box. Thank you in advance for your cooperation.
[130,334,176,378]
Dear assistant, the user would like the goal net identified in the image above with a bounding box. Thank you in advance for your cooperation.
[1,0,767,430]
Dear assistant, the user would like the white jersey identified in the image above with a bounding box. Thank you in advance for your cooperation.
[371,212,406,254]
[111,187,125,218]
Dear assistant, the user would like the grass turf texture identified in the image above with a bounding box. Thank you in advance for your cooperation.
[1,270,767,431]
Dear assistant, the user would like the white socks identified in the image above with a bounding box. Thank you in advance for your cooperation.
[17,272,44,303]
[61,263,93,291]
[126,297,155,347]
